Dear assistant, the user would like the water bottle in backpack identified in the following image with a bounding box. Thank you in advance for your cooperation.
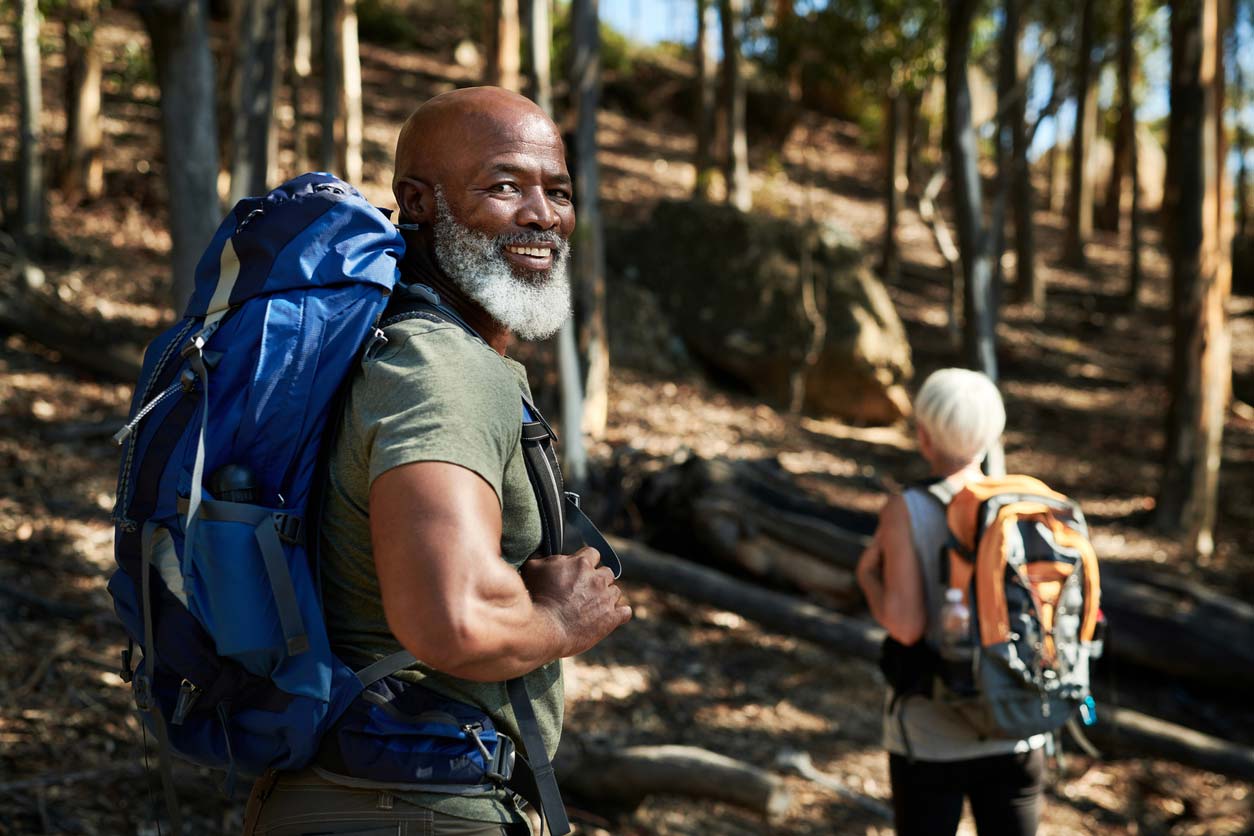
[938,588,976,693]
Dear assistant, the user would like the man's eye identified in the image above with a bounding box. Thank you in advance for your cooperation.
[548,189,572,202]
[490,183,520,194]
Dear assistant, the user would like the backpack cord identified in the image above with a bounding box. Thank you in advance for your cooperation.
[140,521,184,835]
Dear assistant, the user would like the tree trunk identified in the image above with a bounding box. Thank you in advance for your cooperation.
[142,0,222,313]
[1235,38,1249,241]
[292,0,313,78]
[1122,0,1144,306]
[775,0,801,104]
[719,0,751,211]
[229,0,284,203]
[1157,0,1232,560]
[1005,0,1038,308]
[571,0,609,441]
[61,1,104,204]
[693,0,718,199]
[1048,142,1068,214]
[944,0,999,383]
[879,91,909,281]
[524,0,552,114]
[1064,0,1095,267]
[17,0,46,250]
[486,0,522,91]
[1102,0,1135,235]
[320,0,362,182]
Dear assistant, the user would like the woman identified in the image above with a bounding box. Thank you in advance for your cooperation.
[856,368,1046,836]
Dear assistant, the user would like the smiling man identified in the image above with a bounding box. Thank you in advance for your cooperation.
[242,87,631,836]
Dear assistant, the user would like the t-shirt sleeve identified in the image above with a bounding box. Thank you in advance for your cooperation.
[353,323,522,505]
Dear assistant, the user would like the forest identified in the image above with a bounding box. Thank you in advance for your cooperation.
[1,0,1253,833]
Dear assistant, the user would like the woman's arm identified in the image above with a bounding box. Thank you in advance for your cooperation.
[856,495,927,645]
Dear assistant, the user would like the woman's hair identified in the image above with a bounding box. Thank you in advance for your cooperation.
[914,368,1005,466]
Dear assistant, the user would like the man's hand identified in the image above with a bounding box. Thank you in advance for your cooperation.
[522,547,632,658]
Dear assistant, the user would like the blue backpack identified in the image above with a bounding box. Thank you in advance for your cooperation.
[108,173,605,835]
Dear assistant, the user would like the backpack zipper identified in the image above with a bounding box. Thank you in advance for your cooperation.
[112,379,186,446]
[113,319,198,531]
[171,677,202,725]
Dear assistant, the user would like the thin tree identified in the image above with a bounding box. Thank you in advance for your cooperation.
[880,88,909,281]
[1102,0,1134,234]
[320,0,362,182]
[1064,0,1095,267]
[292,0,313,79]
[62,0,104,203]
[1004,0,1039,308]
[229,0,284,203]
[1157,0,1233,559]
[571,0,609,442]
[1235,16,1250,241]
[486,0,522,91]
[141,0,221,312]
[719,0,751,211]
[17,0,46,251]
[693,0,718,199]
[1119,0,1144,305]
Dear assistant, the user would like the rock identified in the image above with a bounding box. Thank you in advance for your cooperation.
[608,200,913,424]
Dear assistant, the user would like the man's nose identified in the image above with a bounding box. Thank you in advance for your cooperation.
[517,188,559,230]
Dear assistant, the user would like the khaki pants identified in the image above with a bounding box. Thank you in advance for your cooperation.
[242,769,522,836]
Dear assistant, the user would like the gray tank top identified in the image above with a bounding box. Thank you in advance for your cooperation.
[881,485,1046,761]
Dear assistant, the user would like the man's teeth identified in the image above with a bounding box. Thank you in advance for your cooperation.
[507,246,549,257]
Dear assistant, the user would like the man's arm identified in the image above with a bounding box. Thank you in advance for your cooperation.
[855,495,926,645]
[370,460,631,682]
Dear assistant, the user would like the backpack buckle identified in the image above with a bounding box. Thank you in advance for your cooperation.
[273,513,303,545]
[463,723,513,784]
[133,673,154,712]
[119,645,134,684]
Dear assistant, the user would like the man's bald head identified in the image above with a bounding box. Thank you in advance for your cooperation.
[392,87,563,204]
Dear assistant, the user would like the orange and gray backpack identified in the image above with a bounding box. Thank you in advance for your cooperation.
[882,475,1103,741]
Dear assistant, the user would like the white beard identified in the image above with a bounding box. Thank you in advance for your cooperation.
[431,188,572,341]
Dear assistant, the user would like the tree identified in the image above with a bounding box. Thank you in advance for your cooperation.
[1064,0,1096,267]
[292,0,314,79]
[719,0,751,211]
[229,0,284,203]
[141,0,221,311]
[1002,0,1039,308]
[944,0,999,381]
[879,90,909,281]
[693,0,719,199]
[1157,0,1233,559]
[486,0,523,91]
[571,0,609,443]
[320,0,363,183]
[17,0,46,250]
[525,0,553,114]
[61,0,104,203]
[1119,0,1144,305]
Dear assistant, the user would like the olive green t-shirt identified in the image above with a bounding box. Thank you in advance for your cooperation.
[319,315,563,826]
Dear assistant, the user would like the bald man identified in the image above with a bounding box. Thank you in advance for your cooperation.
[242,88,630,836]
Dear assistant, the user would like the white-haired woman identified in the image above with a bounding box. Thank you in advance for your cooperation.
[856,368,1046,836]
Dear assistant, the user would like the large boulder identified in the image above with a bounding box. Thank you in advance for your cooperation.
[608,200,913,424]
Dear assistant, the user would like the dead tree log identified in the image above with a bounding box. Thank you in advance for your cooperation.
[611,535,1254,781]
[637,455,1254,691]
[557,739,791,821]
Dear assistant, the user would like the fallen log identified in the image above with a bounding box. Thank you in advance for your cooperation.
[612,535,1254,781]
[557,740,791,821]
[637,456,1254,691]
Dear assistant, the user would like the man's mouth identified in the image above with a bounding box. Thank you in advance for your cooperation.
[504,244,555,271]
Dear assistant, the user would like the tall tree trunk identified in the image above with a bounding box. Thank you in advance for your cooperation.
[142,0,221,312]
[17,0,45,251]
[1102,0,1135,235]
[719,0,751,211]
[945,0,1000,385]
[1121,0,1144,306]
[1005,0,1037,307]
[775,0,801,104]
[525,0,552,114]
[571,0,608,442]
[292,0,313,78]
[229,0,284,203]
[61,1,104,204]
[486,0,522,91]
[1235,36,1249,241]
[320,0,362,182]
[1047,142,1068,214]
[693,0,718,199]
[1157,0,1232,559]
[879,90,908,281]
[1064,0,1095,267]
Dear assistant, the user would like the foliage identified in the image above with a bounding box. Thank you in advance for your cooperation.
[551,1,636,78]
[356,0,479,50]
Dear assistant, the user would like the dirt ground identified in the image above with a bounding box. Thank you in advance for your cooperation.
[2,9,1253,835]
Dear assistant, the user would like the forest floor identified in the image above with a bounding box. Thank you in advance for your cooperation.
[2,9,1253,836]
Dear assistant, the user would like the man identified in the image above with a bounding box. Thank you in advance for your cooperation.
[243,87,631,835]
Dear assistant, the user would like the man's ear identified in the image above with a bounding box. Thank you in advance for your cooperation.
[393,176,435,225]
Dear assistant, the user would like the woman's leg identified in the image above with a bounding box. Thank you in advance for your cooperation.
[888,753,967,836]
[966,748,1045,836]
